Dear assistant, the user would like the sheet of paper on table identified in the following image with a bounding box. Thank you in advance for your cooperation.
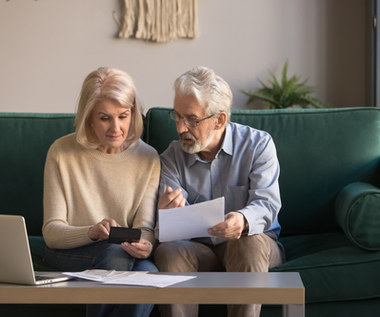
[158,196,225,242]
[63,270,197,288]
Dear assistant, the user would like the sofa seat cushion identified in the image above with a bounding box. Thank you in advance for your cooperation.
[335,182,380,250]
[272,232,380,303]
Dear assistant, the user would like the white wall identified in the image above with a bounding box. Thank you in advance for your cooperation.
[0,0,369,113]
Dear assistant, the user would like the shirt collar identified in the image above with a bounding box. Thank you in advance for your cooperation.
[187,123,233,167]
[222,123,233,156]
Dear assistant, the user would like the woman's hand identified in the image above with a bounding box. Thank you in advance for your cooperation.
[121,238,153,259]
[88,218,120,241]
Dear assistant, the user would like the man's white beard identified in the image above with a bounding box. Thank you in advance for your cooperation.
[179,130,214,154]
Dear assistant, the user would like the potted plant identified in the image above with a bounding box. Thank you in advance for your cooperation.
[240,60,324,109]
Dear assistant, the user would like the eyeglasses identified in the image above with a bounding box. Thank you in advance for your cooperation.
[169,110,216,128]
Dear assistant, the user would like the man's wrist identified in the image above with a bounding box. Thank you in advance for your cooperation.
[241,217,249,236]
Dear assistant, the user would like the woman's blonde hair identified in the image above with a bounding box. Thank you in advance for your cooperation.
[74,67,143,149]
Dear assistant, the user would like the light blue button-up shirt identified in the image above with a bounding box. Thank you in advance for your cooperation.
[158,122,282,240]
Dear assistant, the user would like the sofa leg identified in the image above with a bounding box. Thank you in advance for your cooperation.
[282,304,304,317]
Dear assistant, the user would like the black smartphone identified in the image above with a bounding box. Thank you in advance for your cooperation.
[108,227,141,244]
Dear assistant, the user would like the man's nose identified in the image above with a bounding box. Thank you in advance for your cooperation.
[176,119,188,134]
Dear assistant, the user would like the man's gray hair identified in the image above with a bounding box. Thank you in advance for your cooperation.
[174,66,232,123]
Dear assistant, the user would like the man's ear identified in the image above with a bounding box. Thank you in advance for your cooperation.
[215,112,227,130]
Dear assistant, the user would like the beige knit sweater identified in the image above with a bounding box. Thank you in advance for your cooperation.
[42,133,160,249]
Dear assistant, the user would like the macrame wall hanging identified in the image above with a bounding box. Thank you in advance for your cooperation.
[117,0,199,43]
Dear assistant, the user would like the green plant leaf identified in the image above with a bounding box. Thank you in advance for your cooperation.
[241,60,325,108]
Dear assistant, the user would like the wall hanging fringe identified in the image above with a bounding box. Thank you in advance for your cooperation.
[118,0,198,43]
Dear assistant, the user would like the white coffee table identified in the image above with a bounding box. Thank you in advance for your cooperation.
[0,272,304,317]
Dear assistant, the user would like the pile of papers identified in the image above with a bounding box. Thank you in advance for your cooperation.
[64,270,196,288]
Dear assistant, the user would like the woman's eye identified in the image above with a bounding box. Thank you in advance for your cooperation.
[100,117,109,121]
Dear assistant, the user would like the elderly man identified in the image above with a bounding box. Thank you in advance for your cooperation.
[154,66,285,317]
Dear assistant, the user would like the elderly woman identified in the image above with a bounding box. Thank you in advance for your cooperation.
[42,67,160,317]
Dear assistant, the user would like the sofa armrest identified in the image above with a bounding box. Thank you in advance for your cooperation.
[335,182,380,251]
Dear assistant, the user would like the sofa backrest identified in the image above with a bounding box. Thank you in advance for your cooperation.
[145,107,380,235]
[2,108,380,237]
[0,113,75,235]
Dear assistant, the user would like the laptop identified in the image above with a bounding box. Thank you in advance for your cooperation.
[0,214,71,285]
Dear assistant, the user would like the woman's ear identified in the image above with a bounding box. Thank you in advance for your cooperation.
[215,112,227,130]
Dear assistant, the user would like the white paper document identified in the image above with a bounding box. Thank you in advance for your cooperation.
[158,197,225,242]
[63,270,197,288]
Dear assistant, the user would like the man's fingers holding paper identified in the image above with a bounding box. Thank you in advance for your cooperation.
[208,212,246,240]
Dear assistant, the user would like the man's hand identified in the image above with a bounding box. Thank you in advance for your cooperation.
[158,186,186,209]
[121,238,153,259]
[208,212,246,240]
[88,218,120,241]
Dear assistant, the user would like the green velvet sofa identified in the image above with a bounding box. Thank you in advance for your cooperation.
[1,107,380,316]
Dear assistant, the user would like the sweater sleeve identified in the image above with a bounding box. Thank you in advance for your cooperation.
[131,146,161,246]
[42,142,94,249]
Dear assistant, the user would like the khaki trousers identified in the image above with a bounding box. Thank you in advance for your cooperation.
[154,233,285,317]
